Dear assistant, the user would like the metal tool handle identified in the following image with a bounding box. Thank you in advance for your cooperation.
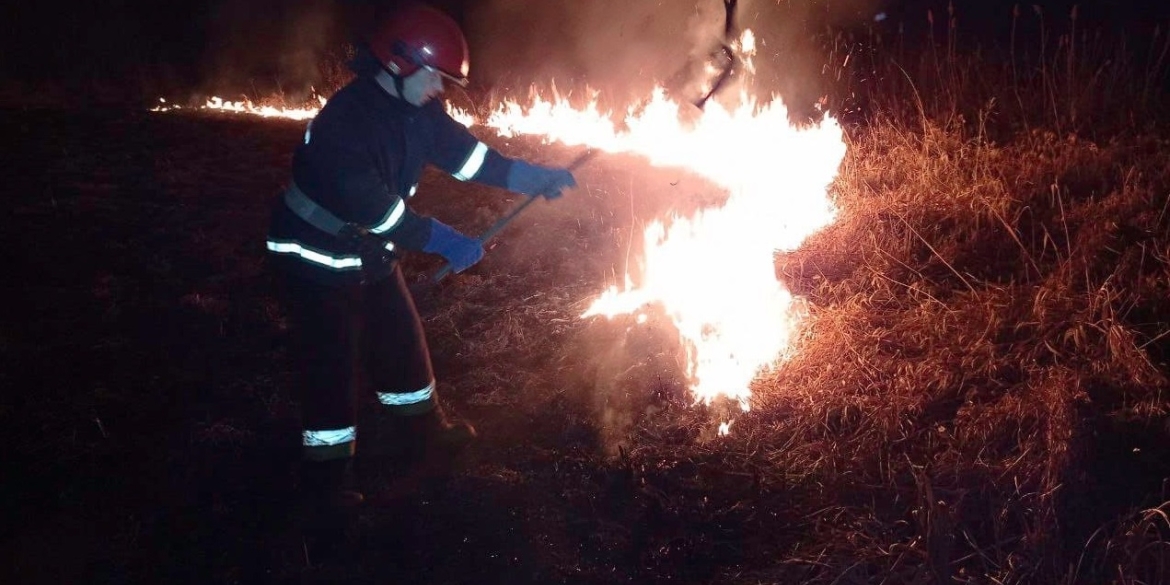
[429,148,597,284]
[427,196,539,284]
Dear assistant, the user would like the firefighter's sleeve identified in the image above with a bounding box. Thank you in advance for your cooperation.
[426,102,513,189]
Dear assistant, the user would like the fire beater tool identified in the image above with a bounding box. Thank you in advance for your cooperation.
[693,0,738,110]
[663,0,738,110]
[426,148,598,285]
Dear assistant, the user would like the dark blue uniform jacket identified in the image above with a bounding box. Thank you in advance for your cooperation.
[267,64,512,285]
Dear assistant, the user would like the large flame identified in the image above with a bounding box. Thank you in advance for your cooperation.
[481,33,846,419]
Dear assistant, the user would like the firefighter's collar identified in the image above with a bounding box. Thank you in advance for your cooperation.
[372,69,402,100]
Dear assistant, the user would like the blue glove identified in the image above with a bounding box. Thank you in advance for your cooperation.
[422,219,484,273]
[505,160,578,200]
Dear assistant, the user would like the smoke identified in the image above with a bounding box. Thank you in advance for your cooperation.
[460,0,890,111]
[743,0,889,117]
[463,0,735,104]
[574,314,693,456]
[193,0,893,107]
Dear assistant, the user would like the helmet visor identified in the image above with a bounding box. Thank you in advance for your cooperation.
[430,66,469,87]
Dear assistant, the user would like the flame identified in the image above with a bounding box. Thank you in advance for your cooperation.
[151,95,479,128]
[151,95,327,120]
[480,31,846,414]
[446,104,477,128]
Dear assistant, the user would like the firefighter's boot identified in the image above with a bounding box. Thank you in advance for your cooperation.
[407,403,477,474]
[365,405,476,506]
[300,457,365,510]
[299,457,363,562]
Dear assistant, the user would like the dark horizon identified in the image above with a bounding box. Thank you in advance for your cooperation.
[3,0,1168,102]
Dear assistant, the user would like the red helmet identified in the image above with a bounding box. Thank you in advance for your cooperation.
[368,3,470,86]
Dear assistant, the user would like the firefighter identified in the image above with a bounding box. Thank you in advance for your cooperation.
[265,3,577,514]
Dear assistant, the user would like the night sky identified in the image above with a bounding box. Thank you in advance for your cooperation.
[2,1,1166,101]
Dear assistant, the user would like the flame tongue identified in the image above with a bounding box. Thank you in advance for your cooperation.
[151,95,326,120]
[485,85,846,411]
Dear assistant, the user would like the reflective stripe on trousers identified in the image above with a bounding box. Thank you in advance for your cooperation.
[281,266,437,459]
[302,426,357,461]
[377,380,437,416]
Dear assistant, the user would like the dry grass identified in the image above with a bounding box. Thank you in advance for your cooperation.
[820,4,1170,137]
[737,116,1170,583]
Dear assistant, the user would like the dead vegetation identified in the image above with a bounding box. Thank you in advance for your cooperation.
[756,117,1170,583]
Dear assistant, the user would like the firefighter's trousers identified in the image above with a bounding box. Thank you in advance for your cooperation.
[281,265,437,462]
